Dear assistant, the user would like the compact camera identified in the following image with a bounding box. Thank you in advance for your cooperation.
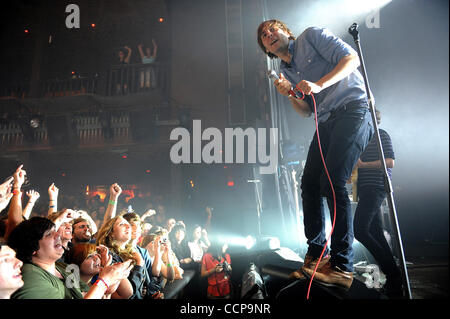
[218,261,232,274]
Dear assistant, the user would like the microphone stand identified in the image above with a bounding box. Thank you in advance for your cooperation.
[249,180,263,236]
[348,23,412,299]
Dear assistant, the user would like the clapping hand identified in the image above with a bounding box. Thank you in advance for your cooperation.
[99,259,133,289]
[97,244,112,268]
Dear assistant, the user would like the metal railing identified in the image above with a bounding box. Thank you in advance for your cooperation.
[106,62,169,97]
[1,62,169,99]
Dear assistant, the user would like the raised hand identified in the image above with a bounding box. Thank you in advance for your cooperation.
[48,183,59,200]
[141,209,156,221]
[63,209,81,221]
[0,177,13,212]
[206,206,213,218]
[0,176,13,198]
[0,191,13,213]
[26,190,40,203]
[13,165,26,190]
[109,183,122,199]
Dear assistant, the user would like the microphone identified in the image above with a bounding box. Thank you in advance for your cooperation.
[267,70,304,99]
[348,23,359,40]
[247,179,261,183]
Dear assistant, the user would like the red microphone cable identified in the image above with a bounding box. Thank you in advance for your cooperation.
[294,84,337,300]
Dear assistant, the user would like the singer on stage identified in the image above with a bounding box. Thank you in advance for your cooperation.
[258,20,374,289]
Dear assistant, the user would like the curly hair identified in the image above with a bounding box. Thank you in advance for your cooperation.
[7,217,55,263]
[257,19,296,59]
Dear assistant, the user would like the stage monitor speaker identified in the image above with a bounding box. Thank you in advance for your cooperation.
[276,276,385,300]
[129,110,157,142]
[46,115,78,146]
[257,248,385,300]
[256,247,303,271]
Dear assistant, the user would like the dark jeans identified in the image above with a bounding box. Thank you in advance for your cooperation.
[354,186,400,278]
[300,100,373,272]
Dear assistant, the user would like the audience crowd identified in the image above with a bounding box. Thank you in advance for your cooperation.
[0,165,232,300]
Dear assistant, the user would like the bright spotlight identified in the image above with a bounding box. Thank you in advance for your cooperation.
[248,235,280,251]
[245,235,256,250]
[268,237,280,250]
[216,234,278,251]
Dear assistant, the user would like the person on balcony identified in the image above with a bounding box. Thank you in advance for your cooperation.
[137,39,158,90]
[115,46,132,94]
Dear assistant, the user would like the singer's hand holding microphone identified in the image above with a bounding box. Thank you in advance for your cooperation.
[268,70,304,100]
[268,70,323,99]
[273,73,294,97]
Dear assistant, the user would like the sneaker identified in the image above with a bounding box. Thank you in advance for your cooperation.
[302,262,354,290]
[288,254,330,280]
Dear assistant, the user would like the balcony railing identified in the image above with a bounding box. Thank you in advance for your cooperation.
[1,62,169,99]
[106,62,169,97]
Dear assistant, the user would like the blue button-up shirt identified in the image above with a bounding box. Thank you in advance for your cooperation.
[280,27,367,122]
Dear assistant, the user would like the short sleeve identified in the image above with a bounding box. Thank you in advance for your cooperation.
[380,129,395,159]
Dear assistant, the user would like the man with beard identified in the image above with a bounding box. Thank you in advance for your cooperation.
[257,20,374,289]
[71,212,98,244]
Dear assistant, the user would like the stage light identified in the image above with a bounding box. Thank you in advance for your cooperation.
[245,235,256,250]
[30,118,40,129]
[216,234,279,252]
[253,235,280,251]
[268,237,280,250]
